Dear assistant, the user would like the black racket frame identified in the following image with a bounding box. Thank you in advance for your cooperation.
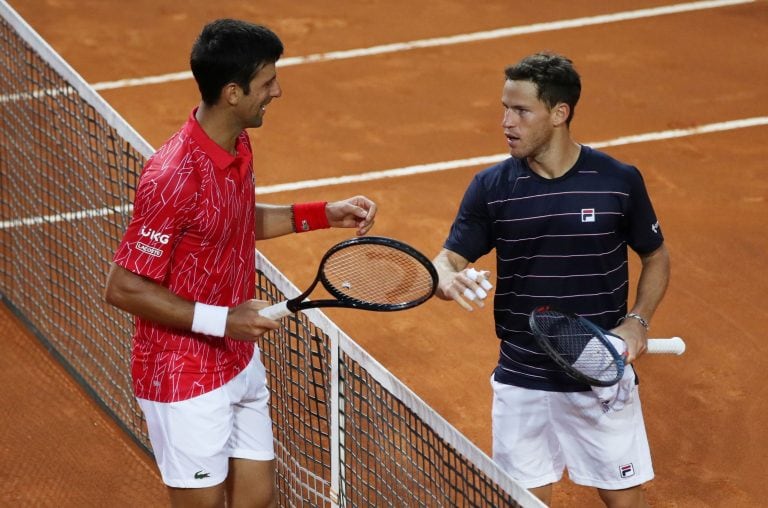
[285,236,438,313]
[529,305,626,387]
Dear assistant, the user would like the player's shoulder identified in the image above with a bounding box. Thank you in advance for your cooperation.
[579,146,650,198]
[581,145,639,176]
[144,127,202,175]
[136,131,203,201]
[474,157,527,185]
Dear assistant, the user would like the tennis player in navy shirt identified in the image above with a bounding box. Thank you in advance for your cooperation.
[432,52,670,507]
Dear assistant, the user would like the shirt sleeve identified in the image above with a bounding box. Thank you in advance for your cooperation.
[443,174,495,263]
[112,158,198,283]
[625,166,664,254]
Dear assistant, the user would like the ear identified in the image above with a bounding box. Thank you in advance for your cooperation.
[551,102,571,127]
[221,82,241,106]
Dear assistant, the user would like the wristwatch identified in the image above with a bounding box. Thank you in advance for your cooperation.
[623,312,649,330]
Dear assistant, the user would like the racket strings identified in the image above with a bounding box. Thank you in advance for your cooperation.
[322,244,434,305]
[534,312,621,383]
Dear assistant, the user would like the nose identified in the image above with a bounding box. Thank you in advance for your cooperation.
[502,108,515,128]
[271,79,283,99]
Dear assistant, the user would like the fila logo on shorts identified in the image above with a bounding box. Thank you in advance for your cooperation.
[619,463,635,478]
[581,208,596,222]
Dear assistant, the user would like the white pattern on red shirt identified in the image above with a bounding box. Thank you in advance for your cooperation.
[114,109,256,402]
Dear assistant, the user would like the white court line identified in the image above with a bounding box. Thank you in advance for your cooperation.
[90,0,753,91]
[0,205,133,229]
[2,116,765,230]
[254,117,768,194]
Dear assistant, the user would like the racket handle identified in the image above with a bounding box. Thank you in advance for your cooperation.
[647,337,686,355]
[258,301,292,320]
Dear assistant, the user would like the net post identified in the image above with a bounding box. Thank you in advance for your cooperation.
[329,324,342,507]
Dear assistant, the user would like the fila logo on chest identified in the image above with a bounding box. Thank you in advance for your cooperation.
[581,208,596,222]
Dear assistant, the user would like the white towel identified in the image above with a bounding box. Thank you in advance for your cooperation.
[591,334,636,413]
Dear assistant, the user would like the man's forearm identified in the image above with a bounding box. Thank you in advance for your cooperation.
[631,244,671,325]
[255,203,294,240]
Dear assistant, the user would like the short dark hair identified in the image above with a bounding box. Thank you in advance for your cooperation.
[190,19,284,105]
[504,52,581,125]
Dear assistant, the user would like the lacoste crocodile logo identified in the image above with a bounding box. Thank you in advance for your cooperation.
[194,470,210,480]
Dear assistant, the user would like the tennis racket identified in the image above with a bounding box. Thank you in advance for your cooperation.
[529,305,686,387]
[259,236,438,320]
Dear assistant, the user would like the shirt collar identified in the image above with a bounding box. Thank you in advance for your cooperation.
[183,107,244,171]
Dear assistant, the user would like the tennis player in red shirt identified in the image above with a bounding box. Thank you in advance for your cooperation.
[104,19,376,508]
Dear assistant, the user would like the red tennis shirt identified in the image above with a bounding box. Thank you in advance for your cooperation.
[114,109,256,402]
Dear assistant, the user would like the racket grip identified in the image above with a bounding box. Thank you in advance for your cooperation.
[258,301,292,320]
[647,337,686,355]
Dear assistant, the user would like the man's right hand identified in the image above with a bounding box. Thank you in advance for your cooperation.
[432,249,494,312]
[224,299,281,341]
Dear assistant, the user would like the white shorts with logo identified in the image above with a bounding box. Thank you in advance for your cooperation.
[137,350,275,488]
[490,375,653,490]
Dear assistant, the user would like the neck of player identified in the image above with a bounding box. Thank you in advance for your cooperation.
[527,134,581,180]
[195,103,241,156]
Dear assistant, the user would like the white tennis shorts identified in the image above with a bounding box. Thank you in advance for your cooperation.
[490,375,653,490]
[137,350,275,488]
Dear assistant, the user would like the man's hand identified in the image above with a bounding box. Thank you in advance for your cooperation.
[224,299,281,341]
[326,195,376,236]
[437,268,494,312]
[433,249,493,311]
[610,318,648,363]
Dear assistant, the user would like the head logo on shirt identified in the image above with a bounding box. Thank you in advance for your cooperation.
[140,226,171,245]
[651,221,660,234]
[581,208,596,222]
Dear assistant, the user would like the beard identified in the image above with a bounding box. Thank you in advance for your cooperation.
[508,127,553,160]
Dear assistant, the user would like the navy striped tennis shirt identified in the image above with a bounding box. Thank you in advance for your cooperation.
[444,145,664,392]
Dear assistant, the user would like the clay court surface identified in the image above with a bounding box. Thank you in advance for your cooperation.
[2,0,767,506]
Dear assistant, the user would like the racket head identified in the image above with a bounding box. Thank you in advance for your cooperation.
[312,236,438,312]
[529,305,625,387]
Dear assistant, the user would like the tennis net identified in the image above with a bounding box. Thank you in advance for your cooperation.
[0,3,542,506]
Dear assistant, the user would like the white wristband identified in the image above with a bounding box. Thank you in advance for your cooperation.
[191,302,228,337]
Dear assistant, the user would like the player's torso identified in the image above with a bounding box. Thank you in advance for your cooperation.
[165,152,256,304]
[130,130,256,402]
